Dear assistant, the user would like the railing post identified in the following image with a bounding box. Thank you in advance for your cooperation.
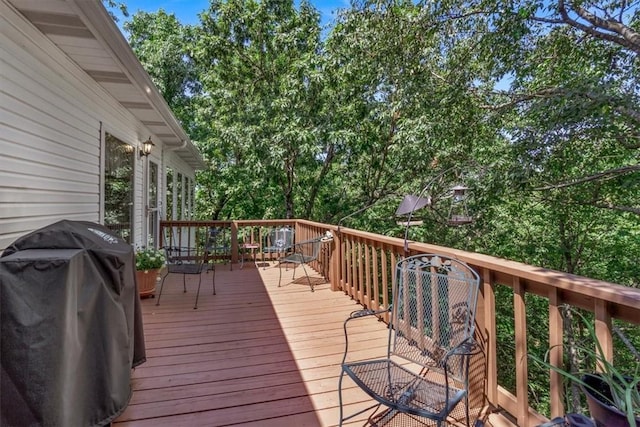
[330,230,341,291]
[513,277,529,426]
[483,269,498,404]
[594,300,613,370]
[549,288,564,418]
[230,221,238,264]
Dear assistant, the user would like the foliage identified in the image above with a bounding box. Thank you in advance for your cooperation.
[188,0,331,220]
[135,248,166,271]
[102,0,128,22]
[123,10,200,127]
[529,308,640,425]
[122,1,640,416]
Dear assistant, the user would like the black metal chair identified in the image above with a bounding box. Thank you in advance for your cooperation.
[207,227,232,270]
[262,226,294,269]
[155,245,215,310]
[277,236,326,292]
[338,254,480,426]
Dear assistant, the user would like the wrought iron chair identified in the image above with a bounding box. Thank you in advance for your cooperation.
[156,244,215,310]
[277,235,329,292]
[262,226,294,269]
[338,254,480,426]
[207,227,232,270]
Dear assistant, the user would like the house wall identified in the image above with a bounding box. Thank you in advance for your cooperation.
[0,2,195,252]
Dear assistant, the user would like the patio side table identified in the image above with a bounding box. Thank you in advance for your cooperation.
[240,243,260,269]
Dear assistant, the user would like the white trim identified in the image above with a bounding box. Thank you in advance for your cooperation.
[71,1,192,150]
[99,121,105,224]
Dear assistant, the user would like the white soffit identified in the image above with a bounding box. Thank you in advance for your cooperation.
[7,0,205,170]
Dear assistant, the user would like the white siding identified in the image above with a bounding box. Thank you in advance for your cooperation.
[0,4,189,251]
[0,25,100,249]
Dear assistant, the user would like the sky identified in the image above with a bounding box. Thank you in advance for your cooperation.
[115,0,349,31]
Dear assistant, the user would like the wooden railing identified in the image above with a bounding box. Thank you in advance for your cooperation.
[159,219,640,426]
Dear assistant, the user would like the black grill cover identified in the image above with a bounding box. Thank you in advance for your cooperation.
[0,220,145,427]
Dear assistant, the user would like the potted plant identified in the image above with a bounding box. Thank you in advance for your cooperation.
[530,309,639,427]
[135,247,165,298]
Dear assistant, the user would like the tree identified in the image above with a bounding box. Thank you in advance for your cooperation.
[190,0,331,219]
[424,0,640,214]
[323,0,511,234]
[124,11,200,127]
[102,0,128,22]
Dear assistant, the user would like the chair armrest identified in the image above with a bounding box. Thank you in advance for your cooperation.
[341,307,391,366]
[279,237,325,262]
[443,337,479,375]
[291,237,322,249]
[348,307,390,320]
[445,337,477,358]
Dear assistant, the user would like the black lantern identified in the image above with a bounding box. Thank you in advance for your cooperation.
[395,168,474,251]
[139,137,154,158]
[448,185,473,225]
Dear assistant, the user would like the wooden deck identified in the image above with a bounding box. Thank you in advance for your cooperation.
[115,262,513,427]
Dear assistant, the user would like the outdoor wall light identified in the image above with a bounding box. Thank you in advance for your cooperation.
[139,137,155,158]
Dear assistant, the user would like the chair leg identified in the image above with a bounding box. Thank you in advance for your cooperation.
[193,273,202,309]
[155,271,169,306]
[338,370,345,427]
[182,275,187,293]
[300,262,314,292]
[465,392,471,427]
[210,265,216,295]
[338,370,381,426]
[278,261,283,287]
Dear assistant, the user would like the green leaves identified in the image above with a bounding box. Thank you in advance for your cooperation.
[122,0,638,280]
[186,0,329,219]
[120,0,640,419]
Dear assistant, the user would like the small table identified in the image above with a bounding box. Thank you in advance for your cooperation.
[240,243,260,269]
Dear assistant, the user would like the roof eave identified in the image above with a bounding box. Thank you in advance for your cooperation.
[71,1,206,170]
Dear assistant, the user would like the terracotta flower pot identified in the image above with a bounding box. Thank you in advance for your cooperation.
[136,269,159,298]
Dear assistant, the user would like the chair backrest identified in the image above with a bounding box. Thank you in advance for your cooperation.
[263,227,294,252]
[295,237,323,261]
[391,254,480,382]
[207,227,230,249]
[163,226,210,266]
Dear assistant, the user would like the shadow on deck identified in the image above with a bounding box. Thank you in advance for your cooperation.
[115,262,512,427]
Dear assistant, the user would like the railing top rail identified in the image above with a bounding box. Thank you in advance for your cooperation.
[161,219,295,226]
[159,219,640,320]
[297,220,640,320]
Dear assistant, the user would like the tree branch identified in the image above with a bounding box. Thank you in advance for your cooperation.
[615,134,640,149]
[482,87,640,126]
[582,202,640,215]
[557,0,640,54]
[534,164,640,191]
[480,88,564,110]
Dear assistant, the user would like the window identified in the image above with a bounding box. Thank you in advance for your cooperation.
[190,179,196,219]
[104,133,134,243]
[185,177,191,219]
[177,172,183,219]
[148,161,159,247]
[166,167,173,220]
[165,168,193,221]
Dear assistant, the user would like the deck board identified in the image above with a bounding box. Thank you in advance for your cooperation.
[115,262,511,427]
